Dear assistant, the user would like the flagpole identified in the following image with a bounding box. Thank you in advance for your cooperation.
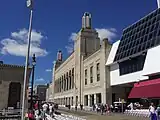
[21,0,33,120]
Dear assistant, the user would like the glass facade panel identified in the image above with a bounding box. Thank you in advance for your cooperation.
[114,9,160,62]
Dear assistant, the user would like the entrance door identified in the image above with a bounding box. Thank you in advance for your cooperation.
[96,93,101,104]
[112,93,115,104]
[8,82,21,108]
[76,96,78,105]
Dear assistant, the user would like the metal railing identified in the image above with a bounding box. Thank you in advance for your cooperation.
[0,109,21,120]
[0,115,21,120]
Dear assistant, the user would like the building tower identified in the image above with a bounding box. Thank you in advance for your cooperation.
[54,50,63,70]
[57,50,62,61]
[78,12,100,56]
[74,12,101,105]
[82,12,92,29]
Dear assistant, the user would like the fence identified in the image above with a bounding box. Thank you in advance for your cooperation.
[0,115,21,120]
[0,109,21,120]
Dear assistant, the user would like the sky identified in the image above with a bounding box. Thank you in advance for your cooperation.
[0,0,158,85]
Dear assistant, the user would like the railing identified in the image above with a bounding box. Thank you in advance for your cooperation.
[0,109,21,115]
[0,115,21,120]
[0,109,21,120]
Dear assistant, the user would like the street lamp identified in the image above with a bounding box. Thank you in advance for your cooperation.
[30,54,36,109]
[21,0,33,120]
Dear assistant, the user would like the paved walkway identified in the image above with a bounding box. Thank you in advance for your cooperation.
[58,107,149,120]
[45,112,86,120]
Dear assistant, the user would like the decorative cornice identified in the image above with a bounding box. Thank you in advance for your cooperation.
[0,63,32,69]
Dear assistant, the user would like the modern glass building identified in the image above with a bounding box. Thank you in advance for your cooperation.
[106,8,160,103]
[115,8,160,75]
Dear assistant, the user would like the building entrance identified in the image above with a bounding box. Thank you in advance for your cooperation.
[8,82,21,109]
[84,95,88,106]
[96,93,101,104]
[90,94,94,106]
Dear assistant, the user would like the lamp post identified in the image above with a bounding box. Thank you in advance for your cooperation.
[30,54,36,109]
[21,0,33,120]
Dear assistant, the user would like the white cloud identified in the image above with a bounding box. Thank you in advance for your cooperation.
[45,69,52,72]
[69,33,77,41]
[95,28,117,42]
[65,44,74,54]
[52,61,56,64]
[65,33,77,54]
[36,78,44,81]
[0,28,48,57]
[65,28,117,53]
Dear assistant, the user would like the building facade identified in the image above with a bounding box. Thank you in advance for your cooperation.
[0,61,32,109]
[106,8,160,103]
[53,12,112,107]
[46,83,54,102]
[34,85,47,101]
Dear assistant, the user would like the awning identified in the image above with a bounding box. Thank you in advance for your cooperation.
[128,78,160,98]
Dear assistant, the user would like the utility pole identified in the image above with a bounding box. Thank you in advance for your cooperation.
[21,0,33,119]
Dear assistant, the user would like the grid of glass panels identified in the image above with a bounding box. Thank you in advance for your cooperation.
[114,8,160,61]
[119,55,146,75]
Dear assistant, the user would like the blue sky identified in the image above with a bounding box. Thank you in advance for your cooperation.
[0,0,157,84]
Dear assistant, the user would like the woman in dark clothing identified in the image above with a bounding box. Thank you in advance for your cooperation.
[101,104,105,115]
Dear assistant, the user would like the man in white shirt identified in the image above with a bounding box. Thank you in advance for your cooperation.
[42,103,48,113]
[49,104,53,116]
[149,103,156,120]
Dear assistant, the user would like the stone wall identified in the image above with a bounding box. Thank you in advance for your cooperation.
[0,64,32,110]
[0,81,10,109]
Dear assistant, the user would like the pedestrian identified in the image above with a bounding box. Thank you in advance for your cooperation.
[101,104,105,115]
[105,104,110,114]
[80,104,83,110]
[95,104,98,113]
[149,103,157,120]
[68,104,71,110]
[42,103,48,113]
[75,103,77,111]
[110,104,114,112]
[35,109,42,120]
[157,105,160,120]
[93,104,95,111]
[34,101,39,110]
[49,104,53,117]
[28,110,35,120]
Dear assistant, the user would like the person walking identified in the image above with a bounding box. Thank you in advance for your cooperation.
[34,101,39,110]
[156,105,160,120]
[149,103,157,120]
[35,109,42,120]
[28,110,35,120]
[49,104,54,117]
[42,103,48,120]
[42,103,48,113]
[101,104,105,115]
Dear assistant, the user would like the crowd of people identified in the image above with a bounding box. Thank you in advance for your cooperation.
[65,102,126,115]
[27,101,58,120]
[27,101,160,120]
[92,103,114,115]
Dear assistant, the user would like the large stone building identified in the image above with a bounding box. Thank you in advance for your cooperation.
[52,12,112,107]
[0,61,32,109]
